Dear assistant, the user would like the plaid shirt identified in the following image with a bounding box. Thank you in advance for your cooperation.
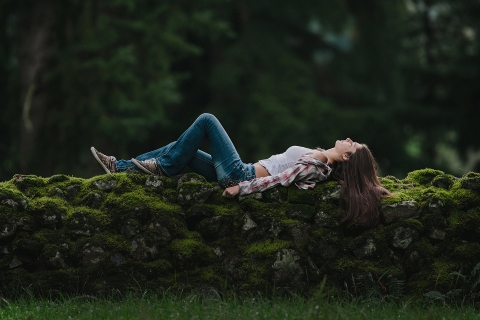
[238,155,332,196]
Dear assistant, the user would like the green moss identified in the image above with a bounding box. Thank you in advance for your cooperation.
[280,219,300,226]
[187,203,236,217]
[426,260,456,290]
[199,265,224,284]
[240,198,286,218]
[73,232,131,253]
[333,257,377,274]
[169,238,214,261]
[379,192,414,206]
[453,243,480,261]
[27,197,69,226]
[379,177,397,191]
[419,187,456,213]
[245,239,290,256]
[447,208,480,241]
[11,174,48,198]
[314,202,344,226]
[143,259,173,273]
[402,218,424,232]
[103,190,181,215]
[431,173,456,190]
[33,229,71,257]
[459,172,480,191]
[311,227,337,239]
[111,173,143,194]
[288,186,315,205]
[408,239,435,257]
[362,223,388,242]
[47,174,68,183]
[450,188,480,211]
[0,184,27,202]
[311,181,341,198]
[406,169,444,186]
[162,188,178,203]
[177,181,210,194]
[263,186,288,203]
[68,206,111,225]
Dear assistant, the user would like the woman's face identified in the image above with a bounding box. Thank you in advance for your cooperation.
[335,138,362,158]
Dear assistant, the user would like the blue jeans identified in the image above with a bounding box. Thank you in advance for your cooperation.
[115,113,256,188]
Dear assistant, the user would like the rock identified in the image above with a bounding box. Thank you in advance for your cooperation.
[145,175,164,189]
[81,192,104,208]
[461,172,480,191]
[82,245,106,267]
[66,184,81,199]
[48,252,68,269]
[287,204,316,222]
[177,184,214,205]
[242,213,257,233]
[121,219,140,238]
[9,256,22,268]
[354,238,377,258]
[1,199,19,209]
[285,223,310,248]
[431,175,454,189]
[308,241,339,260]
[55,187,67,199]
[272,249,304,293]
[197,215,233,241]
[391,227,417,249]
[381,200,419,224]
[319,185,341,202]
[314,210,340,228]
[1,169,480,299]
[429,228,446,240]
[0,224,16,239]
[238,193,262,201]
[16,216,35,231]
[263,187,286,203]
[110,253,125,266]
[93,179,117,191]
[428,199,445,215]
[131,231,171,261]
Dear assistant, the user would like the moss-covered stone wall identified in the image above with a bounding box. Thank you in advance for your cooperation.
[1,170,479,299]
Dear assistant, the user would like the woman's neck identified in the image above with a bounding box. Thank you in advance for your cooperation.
[322,148,341,165]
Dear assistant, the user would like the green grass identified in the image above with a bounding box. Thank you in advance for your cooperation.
[0,294,479,320]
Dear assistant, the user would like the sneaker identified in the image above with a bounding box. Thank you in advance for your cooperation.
[91,147,117,174]
[131,158,163,175]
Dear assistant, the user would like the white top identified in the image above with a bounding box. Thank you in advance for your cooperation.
[258,146,314,175]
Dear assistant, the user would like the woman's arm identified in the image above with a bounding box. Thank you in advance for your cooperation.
[222,156,331,198]
[223,185,240,198]
[222,163,310,198]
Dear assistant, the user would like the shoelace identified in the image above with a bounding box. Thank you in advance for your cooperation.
[142,159,157,167]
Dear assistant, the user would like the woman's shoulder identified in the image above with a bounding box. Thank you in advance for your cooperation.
[305,150,329,164]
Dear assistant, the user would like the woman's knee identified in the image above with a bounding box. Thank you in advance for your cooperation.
[197,113,217,123]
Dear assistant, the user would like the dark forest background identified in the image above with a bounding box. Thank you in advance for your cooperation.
[1,0,479,182]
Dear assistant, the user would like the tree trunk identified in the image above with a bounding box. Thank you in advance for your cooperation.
[17,0,55,174]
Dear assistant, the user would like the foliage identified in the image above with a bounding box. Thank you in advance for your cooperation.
[1,293,480,320]
[424,262,480,307]
[345,271,404,302]
[0,0,479,180]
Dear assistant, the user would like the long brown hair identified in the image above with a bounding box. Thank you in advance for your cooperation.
[330,144,391,228]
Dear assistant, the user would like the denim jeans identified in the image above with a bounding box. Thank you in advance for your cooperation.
[115,113,256,188]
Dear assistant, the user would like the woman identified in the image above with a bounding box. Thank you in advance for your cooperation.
[91,113,390,227]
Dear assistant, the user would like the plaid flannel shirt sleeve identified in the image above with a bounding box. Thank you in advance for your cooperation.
[238,163,309,196]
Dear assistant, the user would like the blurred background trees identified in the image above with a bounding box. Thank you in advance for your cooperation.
[1,0,479,181]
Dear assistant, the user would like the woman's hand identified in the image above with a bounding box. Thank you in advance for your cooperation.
[222,185,240,198]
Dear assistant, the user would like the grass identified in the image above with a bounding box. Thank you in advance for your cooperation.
[0,293,479,320]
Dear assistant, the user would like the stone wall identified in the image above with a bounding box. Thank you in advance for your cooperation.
[0,169,479,299]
